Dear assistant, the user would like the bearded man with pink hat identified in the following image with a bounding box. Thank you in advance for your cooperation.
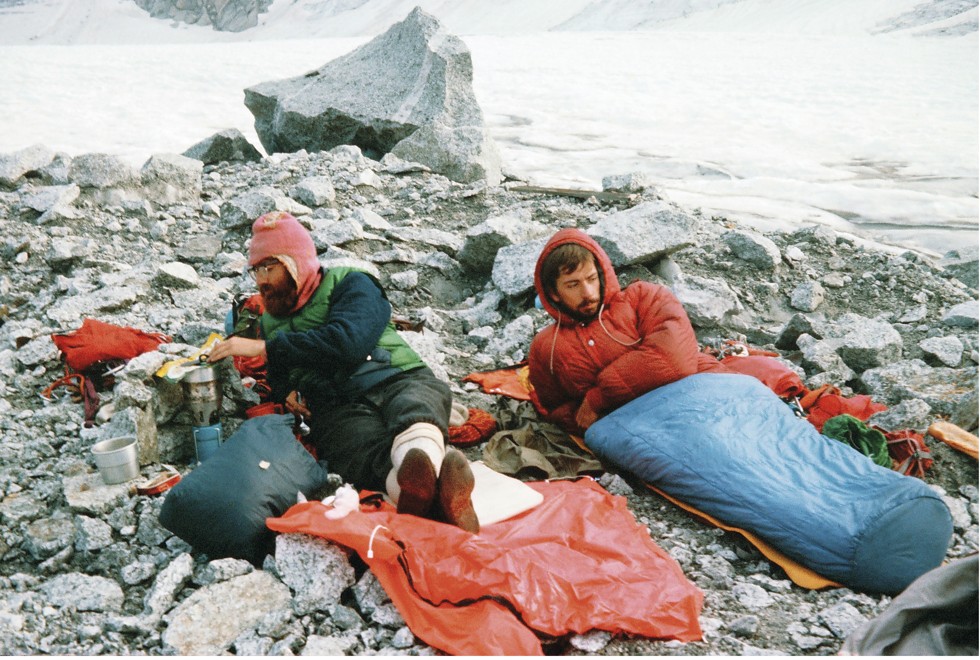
[208,211,479,532]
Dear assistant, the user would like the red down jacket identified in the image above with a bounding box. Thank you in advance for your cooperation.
[529,229,725,434]
[267,479,703,656]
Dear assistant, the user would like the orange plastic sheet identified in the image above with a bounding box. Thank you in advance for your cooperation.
[267,479,703,656]
[462,363,533,401]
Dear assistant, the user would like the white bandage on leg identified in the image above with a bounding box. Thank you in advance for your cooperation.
[390,422,445,477]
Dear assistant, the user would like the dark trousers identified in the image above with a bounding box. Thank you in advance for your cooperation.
[309,367,451,492]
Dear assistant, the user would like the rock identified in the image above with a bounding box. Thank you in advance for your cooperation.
[143,552,193,621]
[724,230,781,270]
[860,359,978,429]
[799,313,902,372]
[458,211,549,274]
[790,224,838,246]
[175,234,223,264]
[942,496,972,531]
[386,226,464,256]
[133,0,273,32]
[301,633,358,655]
[19,183,80,216]
[38,573,124,612]
[919,335,964,367]
[219,187,282,230]
[68,153,141,202]
[62,473,130,516]
[183,128,263,164]
[244,8,501,184]
[290,176,336,207]
[155,262,200,289]
[818,602,866,639]
[486,314,534,363]
[161,570,291,655]
[790,280,825,312]
[491,237,550,297]
[24,517,74,559]
[0,143,56,187]
[866,398,933,432]
[797,333,856,383]
[729,615,760,637]
[939,245,979,289]
[141,153,203,206]
[732,583,774,609]
[672,274,742,328]
[569,630,613,652]
[587,201,698,266]
[350,570,388,617]
[74,515,115,552]
[274,534,356,615]
[602,171,653,193]
[942,300,979,328]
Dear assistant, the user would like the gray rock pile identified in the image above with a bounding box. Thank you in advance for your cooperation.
[0,132,976,655]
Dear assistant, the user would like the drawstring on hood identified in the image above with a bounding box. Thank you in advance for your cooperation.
[548,303,640,374]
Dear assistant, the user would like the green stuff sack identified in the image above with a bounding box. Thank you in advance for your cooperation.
[822,414,892,468]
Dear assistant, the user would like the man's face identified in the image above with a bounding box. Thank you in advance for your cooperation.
[251,258,298,317]
[549,259,601,320]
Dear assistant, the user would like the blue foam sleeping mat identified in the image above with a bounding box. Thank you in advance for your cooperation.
[584,373,952,595]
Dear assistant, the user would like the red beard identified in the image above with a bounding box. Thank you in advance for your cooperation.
[260,280,299,317]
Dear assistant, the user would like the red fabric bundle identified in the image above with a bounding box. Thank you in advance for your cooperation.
[51,318,169,372]
[719,355,807,400]
[800,384,887,432]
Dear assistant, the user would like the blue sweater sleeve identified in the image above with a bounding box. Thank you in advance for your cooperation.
[265,272,391,396]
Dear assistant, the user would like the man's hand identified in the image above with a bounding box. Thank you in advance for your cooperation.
[575,397,598,430]
[285,390,312,418]
[207,337,266,363]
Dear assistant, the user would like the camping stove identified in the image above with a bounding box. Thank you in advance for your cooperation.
[182,365,223,463]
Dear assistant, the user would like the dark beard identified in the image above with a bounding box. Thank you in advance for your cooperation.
[261,284,299,317]
[561,301,599,323]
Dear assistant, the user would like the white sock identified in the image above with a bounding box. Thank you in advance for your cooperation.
[386,422,445,504]
[390,422,445,474]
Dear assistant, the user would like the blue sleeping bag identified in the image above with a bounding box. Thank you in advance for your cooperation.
[584,373,952,594]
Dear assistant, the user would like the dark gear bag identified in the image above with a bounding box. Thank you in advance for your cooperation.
[159,414,331,565]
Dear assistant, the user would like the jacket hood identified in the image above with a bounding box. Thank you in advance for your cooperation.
[533,228,620,324]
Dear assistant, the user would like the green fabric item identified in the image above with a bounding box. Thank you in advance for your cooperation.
[822,414,892,468]
[260,267,424,396]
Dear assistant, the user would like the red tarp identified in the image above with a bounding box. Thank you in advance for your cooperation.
[267,478,703,656]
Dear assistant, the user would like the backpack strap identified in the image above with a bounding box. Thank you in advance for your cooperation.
[41,370,101,428]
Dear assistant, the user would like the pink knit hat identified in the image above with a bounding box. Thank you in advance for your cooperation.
[249,211,322,313]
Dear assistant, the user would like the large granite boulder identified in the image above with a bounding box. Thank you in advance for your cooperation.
[244,7,501,184]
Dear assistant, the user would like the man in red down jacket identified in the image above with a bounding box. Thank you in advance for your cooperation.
[528,228,725,435]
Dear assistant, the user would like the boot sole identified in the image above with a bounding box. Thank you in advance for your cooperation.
[396,448,437,518]
[439,449,480,534]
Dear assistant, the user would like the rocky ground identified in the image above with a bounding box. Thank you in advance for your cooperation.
[0,141,977,656]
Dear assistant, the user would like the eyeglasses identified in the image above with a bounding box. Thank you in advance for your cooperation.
[247,261,282,280]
